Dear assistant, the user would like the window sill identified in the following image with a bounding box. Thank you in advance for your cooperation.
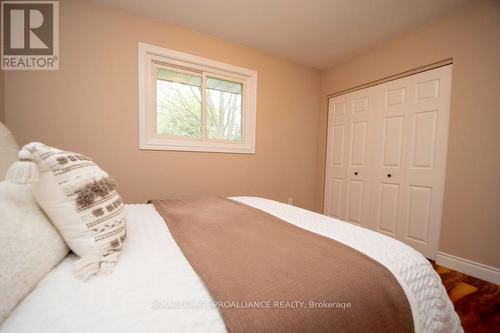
[139,138,256,154]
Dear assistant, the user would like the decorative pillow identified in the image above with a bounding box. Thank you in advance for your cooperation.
[0,122,19,180]
[0,181,69,323]
[6,142,127,280]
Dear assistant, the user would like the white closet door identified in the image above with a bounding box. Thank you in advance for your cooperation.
[344,89,374,228]
[370,66,452,258]
[324,65,452,259]
[324,96,350,220]
[370,77,412,238]
[400,66,452,257]
[324,88,375,227]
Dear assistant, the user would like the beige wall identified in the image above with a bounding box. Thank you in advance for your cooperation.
[318,0,500,267]
[4,0,321,209]
[0,70,4,123]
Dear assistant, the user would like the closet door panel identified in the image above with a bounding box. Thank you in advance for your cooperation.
[377,183,400,235]
[411,110,438,169]
[345,88,374,228]
[406,185,432,242]
[350,121,368,166]
[382,115,404,167]
[370,79,410,235]
[324,97,350,219]
[327,177,344,218]
[386,87,406,107]
[347,180,364,224]
[353,96,368,113]
[331,124,347,165]
[401,66,452,258]
[332,100,348,122]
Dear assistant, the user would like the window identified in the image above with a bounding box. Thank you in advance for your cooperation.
[139,43,257,153]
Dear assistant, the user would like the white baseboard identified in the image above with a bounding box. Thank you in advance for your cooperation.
[436,252,500,285]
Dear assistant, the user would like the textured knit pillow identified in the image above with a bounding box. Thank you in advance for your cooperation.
[0,181,68,323]
[6,142,127,280]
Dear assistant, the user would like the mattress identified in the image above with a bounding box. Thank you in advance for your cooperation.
[0,197,462,333]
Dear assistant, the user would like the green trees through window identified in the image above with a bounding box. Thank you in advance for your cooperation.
[206,77,242,141]
[156,67,242,141]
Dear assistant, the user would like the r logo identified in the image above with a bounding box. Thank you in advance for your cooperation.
[1,1,59,70]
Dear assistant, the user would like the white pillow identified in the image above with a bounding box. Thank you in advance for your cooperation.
[0,181,68,323]
[6,142,127,280]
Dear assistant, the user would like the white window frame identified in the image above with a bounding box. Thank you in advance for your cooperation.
[138,42,257,154]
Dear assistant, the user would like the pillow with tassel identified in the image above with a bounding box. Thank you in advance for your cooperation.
[6,142,127,280]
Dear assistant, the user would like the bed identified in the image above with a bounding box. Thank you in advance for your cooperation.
[0,122,461,333]
[1,197,461,333]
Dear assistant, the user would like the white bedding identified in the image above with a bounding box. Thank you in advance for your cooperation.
[0,197,462,333]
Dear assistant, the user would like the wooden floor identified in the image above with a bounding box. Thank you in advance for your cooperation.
[432,263,500,332]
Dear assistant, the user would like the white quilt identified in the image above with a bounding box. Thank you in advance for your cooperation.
[0,197,462,333]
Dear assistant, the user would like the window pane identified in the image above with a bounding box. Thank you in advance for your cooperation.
[156,67,201,138]
[206,77,242,141]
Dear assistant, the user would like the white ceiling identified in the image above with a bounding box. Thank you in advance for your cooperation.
[93,0,471,69]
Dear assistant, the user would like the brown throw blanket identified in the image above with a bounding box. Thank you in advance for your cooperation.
[152,197,414,333]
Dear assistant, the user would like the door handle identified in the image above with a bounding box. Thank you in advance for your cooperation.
[387,173,392,178]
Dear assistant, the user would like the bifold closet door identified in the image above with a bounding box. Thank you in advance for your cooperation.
[323,87,375,228]
[403,66,452,257]
[371,66,452,258]
[401,66,451,257]
[344,88,375,228]
[324,95,350,220]
[324,65,452,259]
[369,78,410,240]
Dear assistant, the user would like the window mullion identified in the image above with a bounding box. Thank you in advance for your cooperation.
[200,72,207,142]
